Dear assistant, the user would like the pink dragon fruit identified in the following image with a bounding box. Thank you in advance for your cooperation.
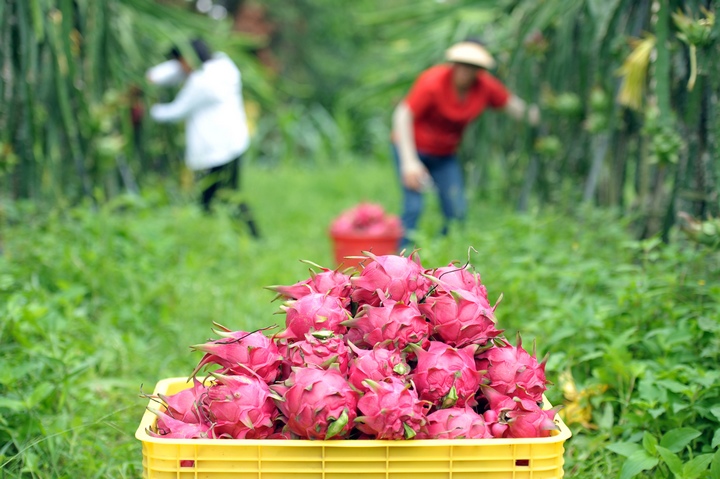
[280,331,350,378]
[329,214,355,236]
[419,288,502,347]
[475,334,548,401]
[343,325,365,346]
[190,323,282,383]
[344,300,431,349]
[350,252,432,307]
[267,429,294,439]
[410,341,483,408]
[348,203,385,226]
[364,215,402,237]
[418,406,491,439]
[274,293,350,341]
[346,343,411,393]
[425,263,491,302]
[355,377,427,439]
[481,385,560,438]
[147,407,211,439]
[266,261,353,305]
[330,203,403,237]
[153,377,207,424]
[203,373,280,439]
[271,367,359,440]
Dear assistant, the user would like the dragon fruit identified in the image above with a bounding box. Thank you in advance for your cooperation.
[330,202,403,238]
[344,300,431,349]
[419,289,502,348]
[154,376,207,424]
[190,323,282,383]
[481,385,560,438]
[418,406,491,439]
[350,252,432,307]
[280,331,350,378]
[266,261,353,305]
[267,429,294,439]
[275,293,350,341]
[409,341,482,408]
[503,405,559,439]
[346,343,411,393]
[355,377,427,439]
[203,373,280,439]
[272,367,359,440]
[147,407,211,439]
[425,263,490,302]
[148,252,561,443]
[475,334,548,401]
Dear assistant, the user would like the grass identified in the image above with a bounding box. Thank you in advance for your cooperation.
[0,158,718,478]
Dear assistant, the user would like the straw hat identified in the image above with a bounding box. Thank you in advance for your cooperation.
[445,41,496,69]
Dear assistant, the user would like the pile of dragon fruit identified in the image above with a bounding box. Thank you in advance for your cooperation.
[329,202,403,238]
[146,252,560,441]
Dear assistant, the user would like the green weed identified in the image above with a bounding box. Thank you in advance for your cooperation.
[0,160,718,478]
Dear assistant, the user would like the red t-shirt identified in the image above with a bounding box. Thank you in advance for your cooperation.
[404,64,510,156]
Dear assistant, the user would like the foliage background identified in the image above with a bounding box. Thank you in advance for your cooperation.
[4,0,719,237]
[2,162,719,478]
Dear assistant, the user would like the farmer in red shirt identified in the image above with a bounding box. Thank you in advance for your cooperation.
[392,39,539,249]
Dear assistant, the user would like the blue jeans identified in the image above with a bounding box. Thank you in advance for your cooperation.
[392,146,467,250]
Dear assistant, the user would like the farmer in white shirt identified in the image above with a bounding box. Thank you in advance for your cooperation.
[147,38,259,238]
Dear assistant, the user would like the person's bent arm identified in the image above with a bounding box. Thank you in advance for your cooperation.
[393,101,430,191]
[503,94,540,126]
[150,78,209,123]
[146,60,186,87]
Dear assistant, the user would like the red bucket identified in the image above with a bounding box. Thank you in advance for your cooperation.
[330,231,401,270]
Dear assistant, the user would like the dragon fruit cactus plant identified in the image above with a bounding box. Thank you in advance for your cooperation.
[147,251,562,442]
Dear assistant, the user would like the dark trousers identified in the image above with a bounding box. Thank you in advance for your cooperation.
[391,146,467,250]
[200,156,259,238]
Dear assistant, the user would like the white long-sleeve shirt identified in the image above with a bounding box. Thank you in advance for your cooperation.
[147,53,250,171]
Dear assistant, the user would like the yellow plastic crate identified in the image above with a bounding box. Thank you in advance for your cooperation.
[136,377,572,479]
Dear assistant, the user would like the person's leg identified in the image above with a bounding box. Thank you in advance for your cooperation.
[426,155,466,235]
[231,155,260,239]
[392,145,424,251]
[200,165,224,213]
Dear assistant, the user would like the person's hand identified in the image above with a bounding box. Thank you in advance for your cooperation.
[149,104,162,120]
[402,161,431,192]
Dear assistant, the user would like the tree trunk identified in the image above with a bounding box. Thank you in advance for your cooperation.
[583,132,610,204]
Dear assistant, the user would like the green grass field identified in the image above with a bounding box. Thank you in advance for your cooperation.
[1,160,718,478]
